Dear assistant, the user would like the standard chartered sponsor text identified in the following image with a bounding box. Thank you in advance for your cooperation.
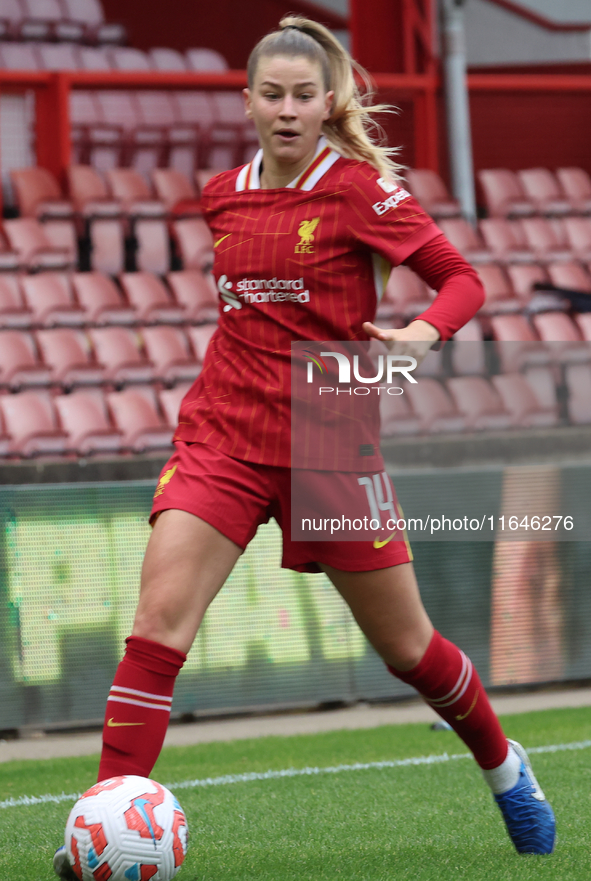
[300,514,574,535]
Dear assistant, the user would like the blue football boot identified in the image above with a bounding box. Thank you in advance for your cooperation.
[494,739,556,854]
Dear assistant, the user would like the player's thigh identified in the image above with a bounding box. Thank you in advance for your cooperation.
[132,509,242,654]
[322,561,433,671]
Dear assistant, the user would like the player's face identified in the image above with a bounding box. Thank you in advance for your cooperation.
[244,55,334,174]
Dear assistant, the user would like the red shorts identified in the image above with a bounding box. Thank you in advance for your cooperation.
[150,441,412,573]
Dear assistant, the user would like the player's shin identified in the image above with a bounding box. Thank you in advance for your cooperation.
[387,629,509,771]
[98,635,186,781]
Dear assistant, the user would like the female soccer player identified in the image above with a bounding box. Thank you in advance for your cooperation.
[54,16,554,877]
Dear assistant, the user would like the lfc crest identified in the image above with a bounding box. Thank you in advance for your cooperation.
[295,217,320,254]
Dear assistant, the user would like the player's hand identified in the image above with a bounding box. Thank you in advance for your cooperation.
[362,319,440,366]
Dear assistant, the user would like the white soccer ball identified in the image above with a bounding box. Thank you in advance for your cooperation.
[65,775,189,881]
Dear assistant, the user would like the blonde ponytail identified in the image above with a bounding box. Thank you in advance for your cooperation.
[247,15,404,182]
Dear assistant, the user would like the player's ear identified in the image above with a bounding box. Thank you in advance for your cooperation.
[323,90,335,121]
[243,88,253,119]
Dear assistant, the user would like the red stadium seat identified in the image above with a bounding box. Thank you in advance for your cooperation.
[107,47,152,70]
[517,168,573,216]
[152,169,199,214]
[556,167,591,214]
[0,390,68,456]
[106,387,174,452]
[0,0,23,40]
[490,314,550,372]
[172,218,214,273]
[475,264,521,314]
[71,272,136,325]
[491,373,558,428]
[562,217,591,262]
[573,312,591,342]
[54,389,123,455]
[405,169,461,219]
[141,326,201,383]
[477,169,536,218]
[0,230,21,272]
[36,328,105,386]
[88,326,154,384]
[10,167,73,220]
[531,312,590,363]
[522,365,559,412]
[518,217,571,263]
[379,388,421,436]
[20,272,87,326]
[446,376,513,431]
[67,165,125,274]
[379,265,433,320]
[185,47,229,71]
[106,169,169,274]
[4,218,75,271]
[478,218,535,264]
[0,275,33,329]
[437,218,493,264]
[158,382,192,426]
[36,42,80,71]
[186,324,217,363]
[451,319,486,376]
[150,47,188,71]
[166,270,218,323]
[119,272,185,324]
[60,0,126,45]
[21,0,85,40]
[0,42,40,69]
[505,264,550,301]
[547,260,591,293]
[0,330,51,389]
[403,377,467,433]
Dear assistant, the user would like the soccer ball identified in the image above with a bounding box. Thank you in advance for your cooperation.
[65,775,189,881]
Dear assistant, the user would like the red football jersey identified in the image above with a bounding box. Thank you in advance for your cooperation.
[175,137,440,467]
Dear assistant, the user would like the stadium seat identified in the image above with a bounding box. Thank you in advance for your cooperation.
[450,319,486,376]
[506,264,550,301]
[54,389,123,455]
[21,0,85,41]
[133,91,178,174]
[446,376,513,431]
[522,365,560,413]
[186,323,217,363]
[71,272,136,325]
[491,373,558,428]
[0,230,21,272]
[379,388,421,436]
[562,217,591,261]
[547,261,591,296]
[556,167,591,214]
[490,313,550,372]
[67,165,125,274]
[519,217,571,263]
[36,327,105,386]
[88,326,154,384]
[0,390,67,456]
[152,169,199,214]
[403,378,466,433]
[76,45,112,70]
[60,0,126,45]
[517,168,573,216]
[119,272,185,324]
[19,272,87,326]
[107,47,152,70]
[158,381,192,425]
[0,42,40,69]
[437,218,493,264]
[9,167,73,220]
[36,41,81,70]
[195,168,224,196]
[4,218,76,271]
[106,170,169,273]
[209,92,259,167]
[106,387,174,452]
[91,92,140,170]
[172,218,214,273]
[475,264,521,314]
[0,330,52,389]
[404,169,461,219]
[573,312,591,342]
[150,47,188,71]
[477,169,536,218]
[0,0,22,40]
[166,270,218,323]
[174,92,216,171]
[565,364,591,424]
[379,265,433,320]
[185,47,228,71]
[0,275,33,328]
[141,326,202,383]
[531,312,590,363]
[478,218,535,264]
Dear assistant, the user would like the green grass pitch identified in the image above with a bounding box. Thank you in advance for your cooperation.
[1,706,590,880]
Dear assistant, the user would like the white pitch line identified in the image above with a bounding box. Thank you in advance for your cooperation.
[1,739,590,811]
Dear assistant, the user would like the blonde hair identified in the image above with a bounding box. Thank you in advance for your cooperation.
[246,15,404,182]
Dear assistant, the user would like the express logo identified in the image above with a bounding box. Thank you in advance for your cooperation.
[372,187,411,216]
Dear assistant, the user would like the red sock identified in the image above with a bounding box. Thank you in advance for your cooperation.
[388,630,508,770]
[98,636,186,782]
